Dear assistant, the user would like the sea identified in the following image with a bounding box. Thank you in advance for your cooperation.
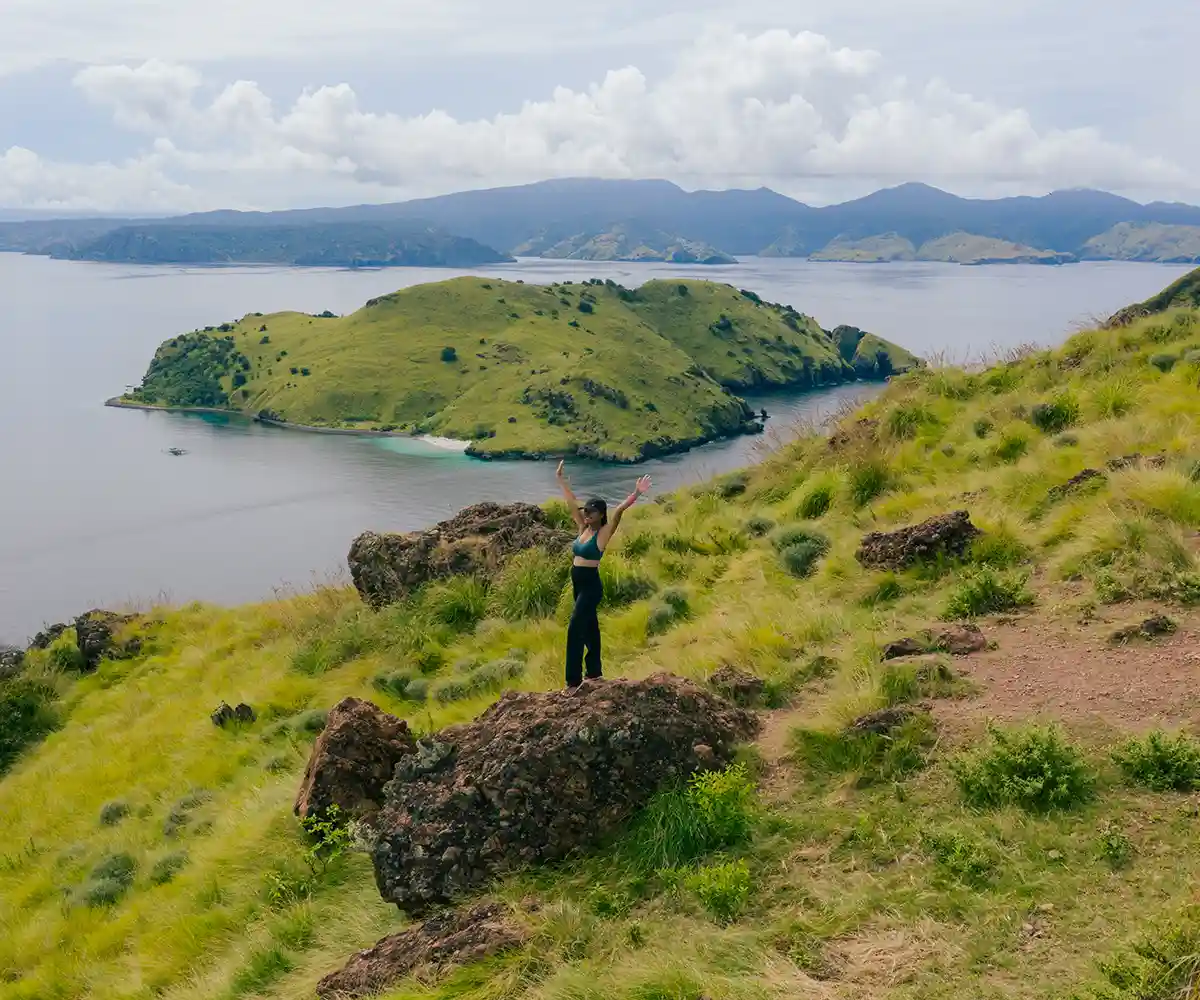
[0,253,1191,642]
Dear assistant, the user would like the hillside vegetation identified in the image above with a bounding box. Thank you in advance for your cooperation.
[810,232,1072,265]
[117,277,918,462]
[512,225,735,264]
[1082,222,1200,263]
[7,270,1200,1000]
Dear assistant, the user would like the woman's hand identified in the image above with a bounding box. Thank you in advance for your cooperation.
[556,459,567,481]
[634,475,652,496]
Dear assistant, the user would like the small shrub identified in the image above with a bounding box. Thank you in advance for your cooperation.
[973,418,994,439]
[880,659,964,705]
[542,499,576,531]
[684,860,752,923]
[1097,822,1134,870]
[1092,379,1138,418]
[772,526,830,579]
[848,458,891,507]
[951,724,1096,812]
[646,601,680,637]
[713,471,748,499]
[659,587,689,613]
[619,530,654,558]
[440,346,458,362]
[992,428,1030,463]
[490,549,569,620]
[150,851,189,885]
[771,524,826,552]
[1112,731,1200,792]
[402,677,430,702]
[744,514,774,537]
[943,569,1034,619]
[623,764,756,871]
[921,829,996,887]
[791,712,935,786]
[432,658,524,703]
[75,852,137,907]
[48,641,85,672]
[1084,910,1200,998]
[372,669,418,701]
[797,478,836,519]
[1149,352,1177,373]
[0,677,61,775]
[860,573,903,606]
[887,403,938,440]
[1029,393,1080,434]
[230,945,295,997]
[99,801,130,827]
[968,528,1030,569]
[600,561,657,608]
[425,577,489,631]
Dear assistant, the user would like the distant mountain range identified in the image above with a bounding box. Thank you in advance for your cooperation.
[3,179,1200,266]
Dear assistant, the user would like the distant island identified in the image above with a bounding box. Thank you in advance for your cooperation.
[112,277,919,462]
[5,178,1200,267]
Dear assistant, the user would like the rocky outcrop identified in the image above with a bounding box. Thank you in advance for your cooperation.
[882,624,987,660]
[0,646,25,680]
[856,511,982,570]
[74,610,136,670]
[296,698,416,822]
[316,901,526,998]
[1046,468,1104,503]
[849,707,916,736]
[707,665,766,707]
[371,673,759,914]
[348,503,574,608]
[1107,452,1167,471]
[29,623,68,650]
[211,702,256,727]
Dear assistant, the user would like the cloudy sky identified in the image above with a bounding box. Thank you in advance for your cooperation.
[1,0,1196,214]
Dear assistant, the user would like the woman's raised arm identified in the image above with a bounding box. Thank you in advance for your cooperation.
[556,460,586,530]
[601,475,651,542]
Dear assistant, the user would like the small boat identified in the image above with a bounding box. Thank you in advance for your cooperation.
[165,447,188,457]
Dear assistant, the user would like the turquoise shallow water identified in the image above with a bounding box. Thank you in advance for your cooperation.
[0,253,1190,642]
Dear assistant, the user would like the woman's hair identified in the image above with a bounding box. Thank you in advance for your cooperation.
[583,497,608,526]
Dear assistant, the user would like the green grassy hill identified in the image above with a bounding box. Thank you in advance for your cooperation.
[9,277,1200,1000]
[118,277,918,461]
[1107,265,1200,326]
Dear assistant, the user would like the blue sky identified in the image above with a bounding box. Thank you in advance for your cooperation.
[1,0,1196,212]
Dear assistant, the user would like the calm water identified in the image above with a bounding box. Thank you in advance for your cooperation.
[0,254,1191,642]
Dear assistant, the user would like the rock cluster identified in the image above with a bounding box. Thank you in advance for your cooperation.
[295,697,416,822]
[316,901,526,998]
[367,673,759,914]
[882,624,988,660]
[1107,452,1167,471]
[348,502,574,608]
[0,646,25,680]
[211,702,256,727]
[1109,615,1178,645]
[707,665,766,706]
[856,511,982,570]
[74,610,138,670]
[1046,468,1104,503]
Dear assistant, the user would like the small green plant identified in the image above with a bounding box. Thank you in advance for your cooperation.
[951,724,1096,812]
[1083,909,1200,998]
[973,417,994,439]
[620,531,654,557]
[74,852,137,907]
[425,576,489,631]
[230,945,295,997]
[300,806,352,877]
[432,658,524,703]
[848,458,892,506]
[99,801,130,827]
[744,514,774,537]
[489,549,569,620]
[797,478,836,519]
[1149,352,1177,373]
[880,659,964,705]
[600,561,657,608]
[623,764,756,871]
[1097,821,1134,870]
[150,851,189,885]
[791,711,935,786]
[0,677,61,775]
[684,859,752,923]
[886,403,938,440]
[1112,731,1200,792]
[771,525,830,579]
[440,346,458,362]
[1030,393,1081,434]
[921,828,996,887]
[646,601,681,637]
[968,529,1030,569]
[992,428,1030,463]
[860,573,903,606]
[943,568,1034,619]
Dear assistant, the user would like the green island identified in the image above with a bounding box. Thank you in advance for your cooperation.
[810,231,1075,265]
[113,277,919,462]
[8,267,1200,1000]
[512,225,735,264]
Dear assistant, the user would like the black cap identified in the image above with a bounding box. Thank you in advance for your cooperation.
[582,497,607,515]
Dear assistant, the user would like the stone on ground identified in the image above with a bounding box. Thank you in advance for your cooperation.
[856,511,982,570]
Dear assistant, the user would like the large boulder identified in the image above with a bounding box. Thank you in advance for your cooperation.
[856,511,982,570]
[348,502,575,608]
[882,624,987,660]
[316,901,526,998]
[295,697,417,822]
[371,673,759,914]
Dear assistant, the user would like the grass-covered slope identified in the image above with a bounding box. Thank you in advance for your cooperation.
[1107,265,1200,326]
[10,294,1200,1000]
[118,277,917,461]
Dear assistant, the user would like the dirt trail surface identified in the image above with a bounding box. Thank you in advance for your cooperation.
[933,606,1200,734]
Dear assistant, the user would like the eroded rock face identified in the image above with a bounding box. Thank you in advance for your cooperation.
[1047,468,1105,503]
[348,502,575,608]
[707,665,766,707]
[316,902,526,998]
[371,673,759,914]
[856,511,982,570]
[29,623,67,650]
[295,697,416,822]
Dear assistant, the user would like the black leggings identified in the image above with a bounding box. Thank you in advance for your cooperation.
[566,565,603,687]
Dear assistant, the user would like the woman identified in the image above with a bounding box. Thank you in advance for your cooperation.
[555,459,652,688]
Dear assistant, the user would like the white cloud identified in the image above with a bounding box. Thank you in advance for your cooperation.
[2,27,1193,212]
